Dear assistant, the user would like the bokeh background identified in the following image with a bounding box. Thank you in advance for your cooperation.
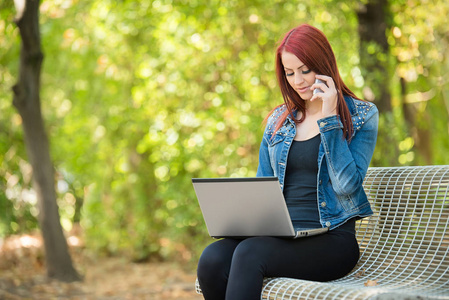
[1,0,449,294]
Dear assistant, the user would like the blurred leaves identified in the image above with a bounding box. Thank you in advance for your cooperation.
[1,0,449,262]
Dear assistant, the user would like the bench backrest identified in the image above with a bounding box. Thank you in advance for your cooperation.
[353,165,449,294]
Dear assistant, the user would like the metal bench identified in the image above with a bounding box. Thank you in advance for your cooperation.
[195,165,449,299]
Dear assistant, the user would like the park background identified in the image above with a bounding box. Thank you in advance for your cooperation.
[1,0,449,298]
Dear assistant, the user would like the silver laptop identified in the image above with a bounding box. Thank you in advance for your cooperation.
[192,177,328,239]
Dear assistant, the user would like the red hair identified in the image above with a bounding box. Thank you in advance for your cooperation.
[270,24,360,140]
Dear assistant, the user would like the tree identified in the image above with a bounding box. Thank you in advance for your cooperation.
[12,0,80,282]
[357,0,391,113]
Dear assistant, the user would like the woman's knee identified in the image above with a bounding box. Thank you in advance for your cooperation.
[232,237,273,266]
[197,239,239,279]
[197,246,225,276]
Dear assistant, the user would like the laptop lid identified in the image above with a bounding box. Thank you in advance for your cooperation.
[192,177,297,238]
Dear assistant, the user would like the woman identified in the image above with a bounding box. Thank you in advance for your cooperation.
[197,24,378,300]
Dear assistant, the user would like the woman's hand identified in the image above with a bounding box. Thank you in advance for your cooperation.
[310,75,338,117]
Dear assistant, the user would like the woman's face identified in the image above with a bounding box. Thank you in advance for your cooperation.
[281,51,317,101]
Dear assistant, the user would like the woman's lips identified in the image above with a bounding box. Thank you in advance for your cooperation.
[297,86,310,93]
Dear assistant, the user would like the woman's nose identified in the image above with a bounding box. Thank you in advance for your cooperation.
[294,73,304,85]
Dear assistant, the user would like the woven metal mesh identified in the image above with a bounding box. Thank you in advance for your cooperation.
[197,165,449,299]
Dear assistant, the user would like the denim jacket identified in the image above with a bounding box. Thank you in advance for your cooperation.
[256,96,379,230]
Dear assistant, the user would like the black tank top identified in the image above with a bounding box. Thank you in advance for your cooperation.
[283,134,355,234]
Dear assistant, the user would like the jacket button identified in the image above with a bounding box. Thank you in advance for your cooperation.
[325,221,331,227]
[321,202,326,208]
[319,180,322,185]
[319,122,327,128]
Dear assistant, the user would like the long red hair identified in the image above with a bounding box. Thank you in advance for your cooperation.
[270,24,360,140]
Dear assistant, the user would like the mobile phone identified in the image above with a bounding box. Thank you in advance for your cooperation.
[313,78,327,95]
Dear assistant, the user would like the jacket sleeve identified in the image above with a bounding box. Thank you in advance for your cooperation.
[318,104,379,196]
[256,135,274,177]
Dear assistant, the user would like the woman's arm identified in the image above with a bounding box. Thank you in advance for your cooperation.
[318,104,379,196]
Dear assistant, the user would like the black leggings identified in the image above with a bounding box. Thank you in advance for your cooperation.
[197,230,359,300]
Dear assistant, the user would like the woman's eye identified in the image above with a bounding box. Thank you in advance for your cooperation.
[286,72,294,77]
[302,69,312,74]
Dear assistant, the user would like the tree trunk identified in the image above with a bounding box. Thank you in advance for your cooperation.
[12,0,81,282]
[357,0,391,113]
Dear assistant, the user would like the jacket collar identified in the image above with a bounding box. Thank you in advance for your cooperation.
[285,110,297,126]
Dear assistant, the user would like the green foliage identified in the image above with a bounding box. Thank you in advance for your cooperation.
[1,0,449,263]
[0,3,39,236]
[387,0,449,165]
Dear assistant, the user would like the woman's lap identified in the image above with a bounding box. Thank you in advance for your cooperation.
[230,231,359,280]
[197,231,359,300]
